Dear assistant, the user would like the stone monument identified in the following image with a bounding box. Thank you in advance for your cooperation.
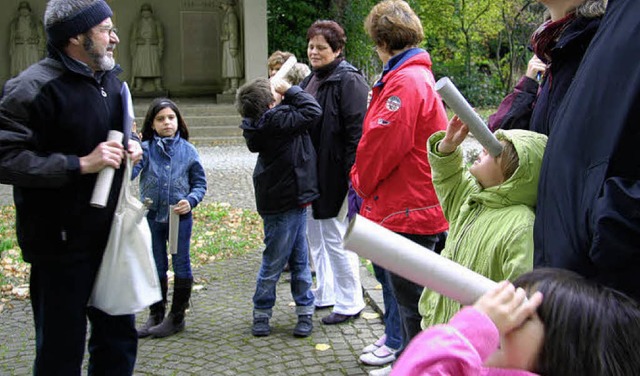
[8,1,45,77]
[220,0,243,95]
[130,3,166,95]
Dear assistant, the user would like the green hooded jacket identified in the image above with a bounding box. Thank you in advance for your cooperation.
[419,129,548,329]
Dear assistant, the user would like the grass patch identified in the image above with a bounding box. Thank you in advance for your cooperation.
[0,202,263,301]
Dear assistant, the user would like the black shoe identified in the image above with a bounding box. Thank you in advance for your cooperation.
[252,317,271,337]
[321,311,361,325]
[293,315,313,337]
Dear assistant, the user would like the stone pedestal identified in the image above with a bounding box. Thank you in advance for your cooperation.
[132,90,170,98]
[216,93,236,104]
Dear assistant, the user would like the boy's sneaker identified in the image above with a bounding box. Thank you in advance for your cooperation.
[293,315,313,337]
[252,317,271,337]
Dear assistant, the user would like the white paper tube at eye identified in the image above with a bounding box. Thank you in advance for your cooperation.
[343,215,497,305]
[90,130,124,208]
[435,77,503,157]
[271,56,297,82]
[168,205,179,255]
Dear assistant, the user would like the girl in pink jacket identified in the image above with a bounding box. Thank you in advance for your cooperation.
[392,268,640,376]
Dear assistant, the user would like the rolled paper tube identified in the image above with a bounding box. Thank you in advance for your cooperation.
[343,214,497,305]
[168,205,179,255]
[270,56,298,82]
[435,77,503,157]
[336,193,349,223]
[90,130,124,208]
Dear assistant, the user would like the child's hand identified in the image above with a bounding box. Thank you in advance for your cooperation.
[438,115,469,154]
[173,199,192,215]
[128,140,143,165]
[473,281,543,336]
[271,77,291,95]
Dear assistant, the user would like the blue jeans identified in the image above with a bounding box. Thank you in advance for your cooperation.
[373,263,403,350]
[390,231,447,357]
[30,256,137,375]
[253,207,314,317]
[147,210,193,280]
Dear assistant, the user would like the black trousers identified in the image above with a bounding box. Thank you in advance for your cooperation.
[30,254,137,375]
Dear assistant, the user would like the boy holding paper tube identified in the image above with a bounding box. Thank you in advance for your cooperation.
[418,116,547,330]
[235,75,321,338]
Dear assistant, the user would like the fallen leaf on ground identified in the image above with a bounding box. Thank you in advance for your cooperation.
[362,312,380,320]
[315,344,331,351]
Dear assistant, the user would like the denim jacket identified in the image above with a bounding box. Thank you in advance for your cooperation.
[132,132,207,223]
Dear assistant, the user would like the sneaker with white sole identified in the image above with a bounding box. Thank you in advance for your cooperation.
[359,345,397,366]
[362,334,387,354]
[369,365,392,376]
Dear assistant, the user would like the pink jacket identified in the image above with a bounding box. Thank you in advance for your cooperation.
[392,307,539,376]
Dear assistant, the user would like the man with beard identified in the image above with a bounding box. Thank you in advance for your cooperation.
[0,0,142,374]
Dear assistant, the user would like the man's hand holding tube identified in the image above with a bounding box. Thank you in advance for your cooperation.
[79,139,142,174]
[80,140,125,174]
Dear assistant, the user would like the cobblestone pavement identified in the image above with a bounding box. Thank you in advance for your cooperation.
[0,145,389,376]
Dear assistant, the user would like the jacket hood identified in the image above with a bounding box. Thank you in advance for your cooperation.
[473,129,547,208]
[378,49,432,87]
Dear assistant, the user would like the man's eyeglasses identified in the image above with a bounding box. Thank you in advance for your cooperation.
[98,26,118,36]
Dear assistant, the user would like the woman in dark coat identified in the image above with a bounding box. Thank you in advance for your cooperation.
[488,0,605,135]
[299,20,369,324]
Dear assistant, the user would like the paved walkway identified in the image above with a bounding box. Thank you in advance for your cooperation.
[0,251,387,375]
[0,145,389,375]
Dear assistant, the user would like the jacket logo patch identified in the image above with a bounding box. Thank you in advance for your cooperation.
[386,96,401,112]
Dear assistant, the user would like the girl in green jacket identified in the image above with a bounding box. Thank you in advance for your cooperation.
[419,116,547,329]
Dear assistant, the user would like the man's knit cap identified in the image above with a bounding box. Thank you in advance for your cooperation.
[46,0,113,47]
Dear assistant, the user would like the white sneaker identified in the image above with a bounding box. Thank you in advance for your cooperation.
[362,334,387,354]
[360,345,397,366]
[369,365,392,376]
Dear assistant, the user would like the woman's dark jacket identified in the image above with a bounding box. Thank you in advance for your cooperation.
[240,86,322,216]
[534,0,640,302]
[489,16,601,135]
[300,60,369,219]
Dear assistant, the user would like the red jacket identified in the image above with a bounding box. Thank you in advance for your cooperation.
[350,49,448,235]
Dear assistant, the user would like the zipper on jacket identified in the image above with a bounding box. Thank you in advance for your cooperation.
[450,206,484,261]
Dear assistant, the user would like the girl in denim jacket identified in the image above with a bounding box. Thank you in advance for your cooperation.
[132,98,207,338]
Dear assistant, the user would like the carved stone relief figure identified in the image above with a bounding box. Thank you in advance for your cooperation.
[9,1,45,77]
[220,0,243,94]
[130,3,165,92]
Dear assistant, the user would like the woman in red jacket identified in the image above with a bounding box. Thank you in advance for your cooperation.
[350,1,448,375]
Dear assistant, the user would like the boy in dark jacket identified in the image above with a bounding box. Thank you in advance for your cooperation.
[235,77,322,337]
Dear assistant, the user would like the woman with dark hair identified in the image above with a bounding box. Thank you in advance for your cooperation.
[299,20,368,325]
[489,0,606,135]
[350,1,449,375]
[393,268,640,375]
[132,98,207,338]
